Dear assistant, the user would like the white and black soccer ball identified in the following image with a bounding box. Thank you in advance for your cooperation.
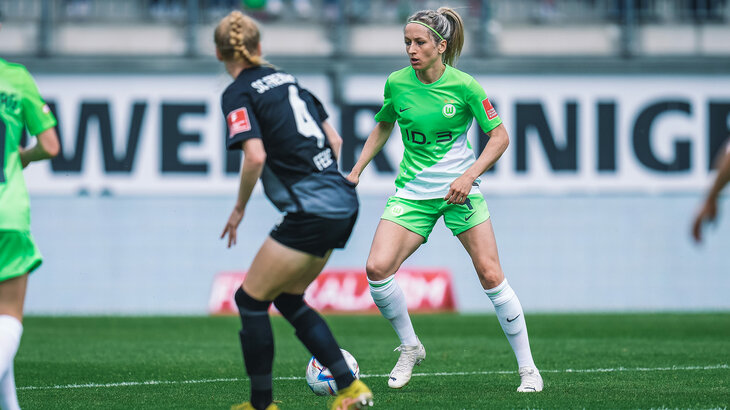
[305,349,360,396]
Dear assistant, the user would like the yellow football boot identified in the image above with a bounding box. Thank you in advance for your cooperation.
[230,401,279,410]
[330,379,373,410]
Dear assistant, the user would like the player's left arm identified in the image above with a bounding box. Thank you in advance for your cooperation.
[321,120,342,161]
[445,78,508,204]
[19,127,60,168]
[445,124,509,204]
[466,123,509,177]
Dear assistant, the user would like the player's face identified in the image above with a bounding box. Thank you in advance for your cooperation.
[404,24,445,71]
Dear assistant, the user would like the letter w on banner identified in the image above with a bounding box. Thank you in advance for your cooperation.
[208,269,456,314]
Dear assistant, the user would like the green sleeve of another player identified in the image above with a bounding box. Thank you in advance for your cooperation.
[374,78,396,123]
[21,69,57,136]
[465,77,501,134]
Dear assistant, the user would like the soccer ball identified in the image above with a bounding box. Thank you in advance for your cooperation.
[305,349,360,396]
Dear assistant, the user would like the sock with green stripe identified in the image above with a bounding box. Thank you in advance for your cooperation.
[369,275,419,346]
[485,279,536,369]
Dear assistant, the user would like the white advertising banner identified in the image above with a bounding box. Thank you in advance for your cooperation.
[25,73,730,195]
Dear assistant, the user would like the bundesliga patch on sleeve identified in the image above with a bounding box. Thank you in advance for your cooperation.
[226,107,251,137]
[482,98,498,120]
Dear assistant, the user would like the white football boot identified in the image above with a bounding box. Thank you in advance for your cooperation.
[517,366,543,392]
[387,340,426,389]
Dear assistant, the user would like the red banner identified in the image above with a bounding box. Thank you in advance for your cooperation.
[208,269,456,314]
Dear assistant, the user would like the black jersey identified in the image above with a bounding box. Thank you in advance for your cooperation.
[222,66,358,218]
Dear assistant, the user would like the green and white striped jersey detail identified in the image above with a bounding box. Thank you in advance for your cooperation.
[375,65,502,200]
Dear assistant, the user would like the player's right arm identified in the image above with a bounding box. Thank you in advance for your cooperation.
[346,77,397,185]
[346,121,395,186]
[19,127,59,168]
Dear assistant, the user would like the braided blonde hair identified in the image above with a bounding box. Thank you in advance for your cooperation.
[214,10,264,66]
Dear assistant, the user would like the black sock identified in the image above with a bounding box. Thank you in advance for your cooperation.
[274,293,355,390]
[235,288,274,410]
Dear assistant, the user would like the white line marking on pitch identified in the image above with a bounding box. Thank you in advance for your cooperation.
[18,364,729,391]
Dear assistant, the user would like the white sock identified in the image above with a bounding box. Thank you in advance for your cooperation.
[369,275,419,346]
[485,279,536,369]
[0,315,23,410]
[0,364,20,410]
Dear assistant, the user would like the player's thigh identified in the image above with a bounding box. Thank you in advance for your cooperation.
[244,212,356,300]
[281,249,333,295]
[0,274,29,320]
[456,218,504,288]
[366,219,426,281]
[243,237,328,301]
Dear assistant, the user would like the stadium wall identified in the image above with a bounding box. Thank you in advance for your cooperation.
[21,71,730,314]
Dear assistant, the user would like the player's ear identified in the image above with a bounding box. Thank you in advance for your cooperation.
[215,48,223,61]
[255,42,262,57]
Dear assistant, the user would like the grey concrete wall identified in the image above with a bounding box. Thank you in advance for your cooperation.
[23,192,730,315]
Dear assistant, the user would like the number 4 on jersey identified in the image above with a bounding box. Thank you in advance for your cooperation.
[288,85,325,148]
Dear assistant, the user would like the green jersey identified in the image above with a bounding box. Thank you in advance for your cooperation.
[375,65,502,200]
[0,59,57,232]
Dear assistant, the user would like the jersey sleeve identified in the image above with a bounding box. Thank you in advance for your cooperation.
[374,77,396,123]
[465,77,502,134]
[221,87,261,151]
[21,69,57,136]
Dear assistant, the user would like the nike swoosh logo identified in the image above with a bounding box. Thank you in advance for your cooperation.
[399,107,411,112]
[506,314,521,323]
[464,212,476,221]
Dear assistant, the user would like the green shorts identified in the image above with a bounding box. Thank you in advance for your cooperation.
[0,231,43,283]
[380,194,490,241]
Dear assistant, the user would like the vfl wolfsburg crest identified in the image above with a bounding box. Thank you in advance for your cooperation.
[390,205,404,216]
[442,103,456,118]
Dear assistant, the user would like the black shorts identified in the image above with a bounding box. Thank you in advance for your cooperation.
[269,211,358,258]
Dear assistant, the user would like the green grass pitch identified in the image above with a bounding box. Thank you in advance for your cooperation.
[16,313,730,409]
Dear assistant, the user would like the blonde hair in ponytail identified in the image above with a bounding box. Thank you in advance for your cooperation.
[407,7,465,66]
[214,10,264,66]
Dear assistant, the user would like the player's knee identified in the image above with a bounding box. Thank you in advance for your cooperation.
[234,287,271,315]
[365,259,394,281]
[476,264,504,289]
[273,293,308,322]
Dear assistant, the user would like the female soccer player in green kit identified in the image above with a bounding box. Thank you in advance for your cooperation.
[0,22,60,410]
[346,7,543,393]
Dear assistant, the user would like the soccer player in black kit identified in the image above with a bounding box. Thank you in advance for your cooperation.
[215,11,373,410]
